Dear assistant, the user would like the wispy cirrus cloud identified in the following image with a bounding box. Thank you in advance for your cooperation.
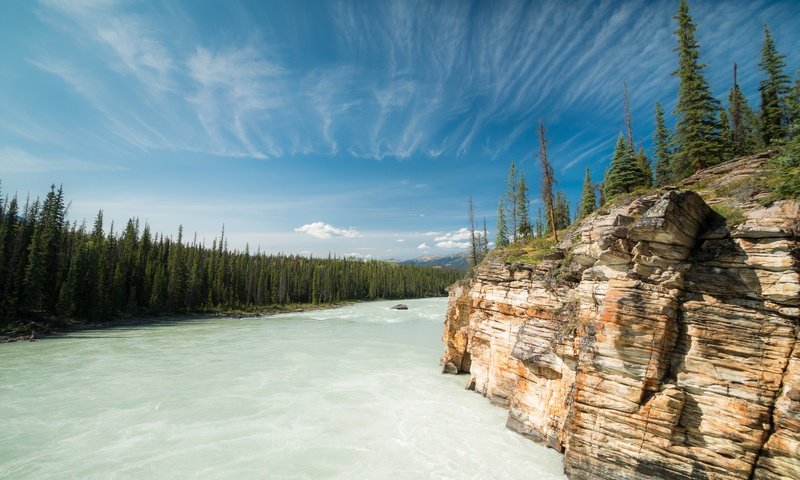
[187,46,286,158]
[0,146,124,173]
[16,0,800,167]
[40,0,176,92]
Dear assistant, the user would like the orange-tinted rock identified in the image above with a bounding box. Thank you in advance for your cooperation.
[441,171,799,480]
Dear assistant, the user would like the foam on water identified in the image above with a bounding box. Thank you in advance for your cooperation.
[0,298,565,479]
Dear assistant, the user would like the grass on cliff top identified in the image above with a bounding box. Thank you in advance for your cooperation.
[684,148,799,204]
[710,204,747,226]
[598,185,662,217]
[768,144,800,200]
[490,235,559,265]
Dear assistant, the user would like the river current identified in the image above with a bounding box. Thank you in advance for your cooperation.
[0,298,565,479]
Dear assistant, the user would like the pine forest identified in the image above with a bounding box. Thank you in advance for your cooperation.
[0,183,462,333]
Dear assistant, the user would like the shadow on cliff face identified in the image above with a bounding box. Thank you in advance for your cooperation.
[686,229,764,303]
[635,456,709,480]
[613,288,678,392]
[676,394,707,448]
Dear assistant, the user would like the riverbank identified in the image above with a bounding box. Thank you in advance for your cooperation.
[0,301,355,343]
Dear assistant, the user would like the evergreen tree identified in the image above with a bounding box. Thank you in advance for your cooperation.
[481,218,489,255]
[553,191,571,230]
[729,83,748,157]
[538,120,558,241]
[578,168,596,220]
[719,108,733,161]
[505,162,518,239]
[495,197,509,248]
[0,196,19,321]
[730,85,763,156]
[635,147,653,188]
[0,182,464,330]
[167,225,187,311]
[58,228,87,317]
[759,26,790,146]
[41,186,66,312]
[672,0,722,178]
[597,176,607,207]
[604,134,641,200]
[772,71,800,199]
[0,196,18,284]
[534,208,544,237]
[653,102,673,186]
[788,72,800,140]
[468,196,479,268]
[516,173,532,239]
[23,199,45,311]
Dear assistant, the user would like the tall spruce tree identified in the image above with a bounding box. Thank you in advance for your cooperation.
[672,0,722,178]
[553,191,571,230]
[759,26,790,146]
[516,173,532,239]
[495,197,509,248]
[653,102,673,186]
[730,64,745,156]
[0,196,19,321]
[167,225,186,311]
[731,85,763,155]
[505,162,518,240]
[635,147,653,187]
[538,120,558,242]
[468,196,479,267]
[719,108,733,161]
[578,168,596,220]
[604,134,641,199]
[772,72,800,199]
[23,200,46,311]
[788,72,800,140]
[597,174,607,207]
[481,218,489,255]
[534,208,544,237]
[729,67,761,157]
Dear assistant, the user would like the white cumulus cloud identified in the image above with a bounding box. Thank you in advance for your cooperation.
[294,221,361,239]
[435,240,471,249]
[343,252,372,258]
[417,243,429,249]
[434,228,472,248]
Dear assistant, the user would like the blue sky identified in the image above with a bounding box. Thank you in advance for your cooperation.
[1,0,798,260]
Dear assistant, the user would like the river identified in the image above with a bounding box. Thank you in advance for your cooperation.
[0,298,565,479]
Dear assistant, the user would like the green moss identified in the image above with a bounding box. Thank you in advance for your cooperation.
[492,235,558,265]
[687,176,715,192]
[711,204,746,226]
[551,297,581,343]
[713,176,765,201]
[602,185,661,212]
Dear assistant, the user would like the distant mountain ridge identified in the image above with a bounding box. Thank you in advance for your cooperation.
[398,252,469,271]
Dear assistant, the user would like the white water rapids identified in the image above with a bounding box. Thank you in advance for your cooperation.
[0,298,565,479]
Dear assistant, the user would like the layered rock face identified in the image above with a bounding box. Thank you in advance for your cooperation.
[442,158,799,479]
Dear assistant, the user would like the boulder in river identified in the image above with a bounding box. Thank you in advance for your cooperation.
[390,304,408,310]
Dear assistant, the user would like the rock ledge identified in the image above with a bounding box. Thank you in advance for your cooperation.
[442,166,799,480]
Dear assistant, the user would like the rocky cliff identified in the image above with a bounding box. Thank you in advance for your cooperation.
[441,154,799,480]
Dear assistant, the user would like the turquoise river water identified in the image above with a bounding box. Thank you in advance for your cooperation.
[0,297,565,479]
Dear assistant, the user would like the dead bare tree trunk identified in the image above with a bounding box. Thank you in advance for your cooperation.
[624,81,635,153]
[731,63,744,153]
